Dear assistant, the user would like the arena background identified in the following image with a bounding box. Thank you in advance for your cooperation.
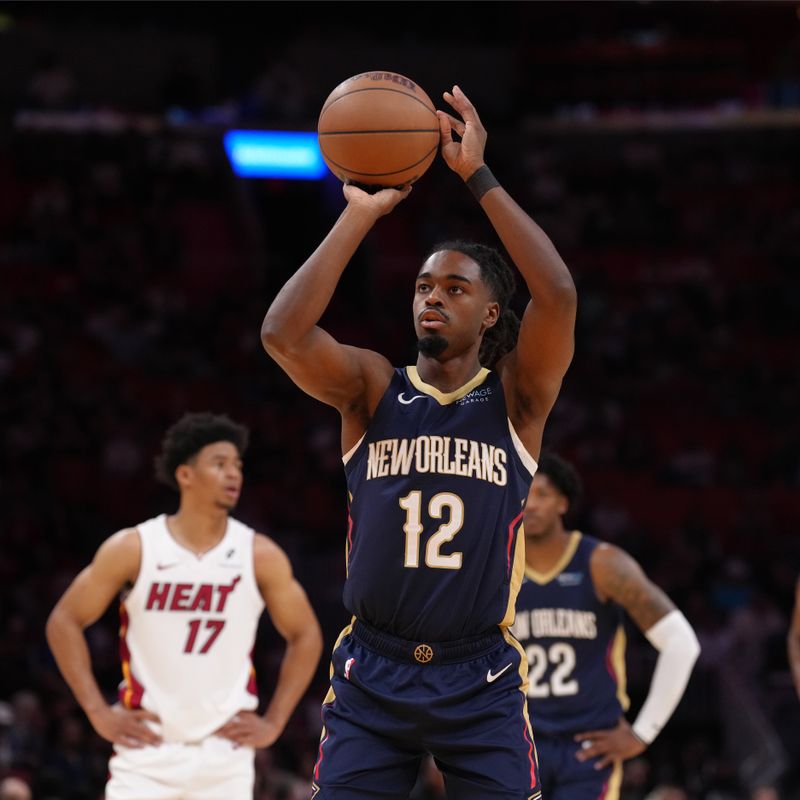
[1,2,799,798]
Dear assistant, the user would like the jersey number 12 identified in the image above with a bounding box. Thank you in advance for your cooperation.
[399,491,464,570]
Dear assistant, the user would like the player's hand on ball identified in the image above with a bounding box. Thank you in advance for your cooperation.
[343,182,412,218]
[215,711,282,749]
[438,85,487,180]
[89,703,162,748]
[574,718,646,768]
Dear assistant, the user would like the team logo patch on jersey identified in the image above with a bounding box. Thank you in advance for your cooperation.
[556,571,584,586]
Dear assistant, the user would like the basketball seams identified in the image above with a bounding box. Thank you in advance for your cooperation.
[319,87,437,122]
[319,129,439,136]
[319,143,438,178]
[317,72,438,186]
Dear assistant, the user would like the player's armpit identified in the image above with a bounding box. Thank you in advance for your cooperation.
[589,543,675,632]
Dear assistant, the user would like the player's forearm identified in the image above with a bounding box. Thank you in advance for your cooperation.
[632,610,701,744]
[474,172,576,307]
[45,608,109,718]
[261,206,378,354]
[262,626,323,731]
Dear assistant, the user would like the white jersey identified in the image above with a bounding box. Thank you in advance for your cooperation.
[119,514,265,743]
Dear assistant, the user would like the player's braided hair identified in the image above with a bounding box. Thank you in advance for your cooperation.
[427,240,520,369]
[536,451,583,513]
[154,412,249,491]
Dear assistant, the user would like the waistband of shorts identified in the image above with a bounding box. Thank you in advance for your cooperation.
[351,619,504,664]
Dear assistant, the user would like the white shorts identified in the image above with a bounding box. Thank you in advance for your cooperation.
[106,735,254,800]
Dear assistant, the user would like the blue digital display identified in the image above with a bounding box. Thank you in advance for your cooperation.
[223,130,327,179]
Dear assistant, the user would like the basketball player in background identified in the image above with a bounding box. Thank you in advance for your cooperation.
[46,412,323,799]
[513,453,700,800]
[789,576,800,698]
[261,84,577,799]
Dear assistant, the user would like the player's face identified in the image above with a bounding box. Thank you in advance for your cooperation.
[523,474,568,538]
[413,251,498,359]
[183,442,243,510]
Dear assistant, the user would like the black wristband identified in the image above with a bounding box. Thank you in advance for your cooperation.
[465,166,500,201]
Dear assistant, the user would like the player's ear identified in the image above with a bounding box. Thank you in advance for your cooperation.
[175,463,193,490]
[481,301,499,333]
[558,495,569,516]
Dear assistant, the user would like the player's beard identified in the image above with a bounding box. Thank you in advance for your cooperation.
[417,334,448,358]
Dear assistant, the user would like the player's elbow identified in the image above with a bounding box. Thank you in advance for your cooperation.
[537,276,577,316]
[686,627,701,665]
[260,315,293,358]
[308,618,324,661]
[551,276,577,308]
[45,604,67,649]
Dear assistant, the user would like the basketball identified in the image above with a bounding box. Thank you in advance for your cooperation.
[317,71,440,189]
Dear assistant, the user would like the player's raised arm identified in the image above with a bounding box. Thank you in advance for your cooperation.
[578,543,700,765]
[438,86,577,452]
[45,529,162,748]
[260,186,408,423]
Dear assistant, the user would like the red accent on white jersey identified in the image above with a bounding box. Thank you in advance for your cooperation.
[119,514,265,742]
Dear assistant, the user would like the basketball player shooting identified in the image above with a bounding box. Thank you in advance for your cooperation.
[514,453,701,800]
[261,85,577,799]
[45,412,323,800]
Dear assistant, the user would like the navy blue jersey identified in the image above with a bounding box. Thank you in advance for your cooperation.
[512,533,629,735]
[342,367,537,642]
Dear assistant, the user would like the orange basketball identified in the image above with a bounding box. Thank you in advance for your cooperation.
[317,71,440,189]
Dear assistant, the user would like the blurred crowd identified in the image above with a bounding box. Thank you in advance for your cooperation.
[1,3,800,799]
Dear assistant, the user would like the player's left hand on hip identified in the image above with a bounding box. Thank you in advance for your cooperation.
[214,711,282,749]
[573,718,646,769]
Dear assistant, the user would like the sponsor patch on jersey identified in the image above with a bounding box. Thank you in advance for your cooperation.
[556,571,584,586]
[456,385,494,406]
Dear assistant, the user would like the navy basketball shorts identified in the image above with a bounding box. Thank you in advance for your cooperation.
[311,620,541,800]
[534,732,622,800]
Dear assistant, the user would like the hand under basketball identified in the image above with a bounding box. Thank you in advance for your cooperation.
[215,711,282,749]
[438,85,487,181]
[343,182,412,218]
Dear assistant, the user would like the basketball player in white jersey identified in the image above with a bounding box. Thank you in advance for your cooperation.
[46,412,323,800]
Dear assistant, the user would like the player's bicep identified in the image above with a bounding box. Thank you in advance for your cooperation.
[590,544,675,632]
[254,537,320,643]
[268,326,391,411]
[54,531,140,629]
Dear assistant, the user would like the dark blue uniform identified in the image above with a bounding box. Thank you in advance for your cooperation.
[314,367,541,800]
[512,532,628,800]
